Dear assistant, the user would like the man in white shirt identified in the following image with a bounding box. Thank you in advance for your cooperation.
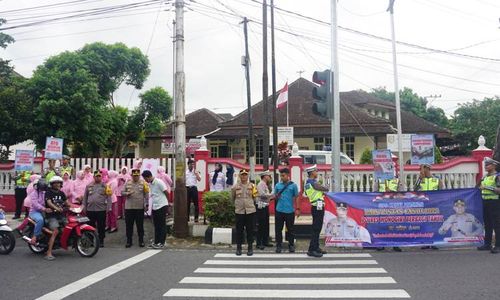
[142,170,169,249]
[186,160,201,222]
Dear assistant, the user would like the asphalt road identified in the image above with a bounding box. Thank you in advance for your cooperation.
[2,245,500,300]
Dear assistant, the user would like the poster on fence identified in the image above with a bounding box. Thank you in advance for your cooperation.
[324,189,484,248]
[141,158,160,175]
[372,150,394,181]
[15,150,34,171]
[44,137,64,160]
[411,134,434,165]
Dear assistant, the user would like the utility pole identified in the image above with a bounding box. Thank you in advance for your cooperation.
[171,19,176,187]
[242,17,256,180]
[387,0,405,189]
[270,0,279,184]
[173,0,188,238]
[262,0,270,170]
[331,0,341,192]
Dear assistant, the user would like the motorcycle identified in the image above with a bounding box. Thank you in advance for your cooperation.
[17,205,99,257]
[0,207,16,255]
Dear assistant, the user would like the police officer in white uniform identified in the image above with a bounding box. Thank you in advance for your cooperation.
[329,202,361,239]
[439,199,483,238]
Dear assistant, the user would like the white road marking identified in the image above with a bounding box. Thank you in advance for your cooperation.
[164,288,411,298]
[194,267,387,274]
[204,259,378,265]
[180,276,397,284]
[36,250,162,300]
[214,253,372,258]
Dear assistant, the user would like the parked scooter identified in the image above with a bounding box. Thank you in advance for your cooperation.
[0,203,16,255]
[18,205,99,257]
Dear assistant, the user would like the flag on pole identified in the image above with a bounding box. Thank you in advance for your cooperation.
[276,82,288,109]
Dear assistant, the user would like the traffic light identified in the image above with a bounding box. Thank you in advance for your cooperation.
[312,69,332,119]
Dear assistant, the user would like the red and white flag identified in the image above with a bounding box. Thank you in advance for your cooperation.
[276,81,288,109]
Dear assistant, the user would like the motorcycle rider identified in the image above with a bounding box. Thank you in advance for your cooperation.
[44,176,70,261]
[28,179,51,246]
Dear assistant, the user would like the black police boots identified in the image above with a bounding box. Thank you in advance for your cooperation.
[236,244,242,256]
[247,244,253,256]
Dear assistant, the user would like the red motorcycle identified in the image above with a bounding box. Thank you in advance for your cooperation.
[17,205,99,257]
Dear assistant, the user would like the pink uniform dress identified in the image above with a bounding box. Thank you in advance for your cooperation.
[83,165,94,185]
[61,176,76,204]
[23,174,41,213]
[73,171,88,204]
[106,170,119,232]
[116,166,131,219]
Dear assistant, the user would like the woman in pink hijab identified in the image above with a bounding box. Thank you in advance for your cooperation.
[106,170,119,233]
[100,168,109,184]
[83,164,93,184]
[61,171,75,204]
[116,166,130,219]
[23,174,41,216]
[73,170,88,204]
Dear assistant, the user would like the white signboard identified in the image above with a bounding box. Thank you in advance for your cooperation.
[161,139,175,154]
[386,134,412,152]
[270,127,294,146]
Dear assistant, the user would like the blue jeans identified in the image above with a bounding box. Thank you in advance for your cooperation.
[29,211,44,237]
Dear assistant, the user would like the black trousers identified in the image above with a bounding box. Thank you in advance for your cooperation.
[125,209,145,243]
[235,213,255,246]
[14,187,27,217]
[186,186,199,220]
[87,210,106,243]
[256,206,270,246]
[153,206,167,245]
[483,201,500,247]
[275,211,295,247]
[309,206,325,252]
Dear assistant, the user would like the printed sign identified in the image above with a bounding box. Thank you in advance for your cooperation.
[141,158,160,176]
[161,139,175,155]
[270,127,294,146]
[15,150,34,171]
[386,134,412,152]
[372,150,394,181]
[324,189,484,248]
[411,134,435,165]
[44,137,64,160]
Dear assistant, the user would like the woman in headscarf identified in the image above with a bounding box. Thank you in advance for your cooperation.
[157,166,173,193]
[73,170,88,204]
[61,171,75,204]
[209,163,226,191]
[106,170,119,233]
[116,166,131,219]
[83,165,93,184]
[23,174,41,217]
[100,168,109,184]
[226,164,235,190]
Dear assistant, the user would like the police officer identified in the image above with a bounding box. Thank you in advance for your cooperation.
[374,174,402,252]
[60,155,75,179]
[304,165,329,258]
[415,163,442,250]
[43,159,60,182]
[328,202,361,238]
[82,170,112,248]
[12,170,31,219]
[477,157,500,253]
[256,170,274,250]
[439,199,483,238]
[232,169,257,256]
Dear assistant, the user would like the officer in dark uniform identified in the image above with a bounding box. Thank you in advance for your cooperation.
[477,157,500,253]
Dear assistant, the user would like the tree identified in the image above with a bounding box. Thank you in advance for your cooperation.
[104,106,145,158]
[370,87,448,128]
[450,97,500,151]
[0,18,15,79]
[78,42,150,106]
[133,87,173,135]
[359,148,373,164]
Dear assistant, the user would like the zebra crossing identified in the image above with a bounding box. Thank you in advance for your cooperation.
[164,252,410,299]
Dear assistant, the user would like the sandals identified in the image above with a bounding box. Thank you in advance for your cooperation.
[44,255,55,261]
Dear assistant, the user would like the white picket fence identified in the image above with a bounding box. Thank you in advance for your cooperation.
[69,158,175,174]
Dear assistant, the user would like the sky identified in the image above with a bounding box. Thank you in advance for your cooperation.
[2,0,500,118]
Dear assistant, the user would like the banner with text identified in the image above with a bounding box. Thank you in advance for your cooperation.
[44,137,64,160]
[15,150,34,171]
[324,189,484,248]
[372,149,394,181]
[411,134,434,165]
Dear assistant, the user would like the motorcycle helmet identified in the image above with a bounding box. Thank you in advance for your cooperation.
[35,179,48,191]
[49,176,63,185]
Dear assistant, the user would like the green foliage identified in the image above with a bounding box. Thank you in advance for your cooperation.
[370,87,448,129]
[450,97,500,151]
[133,87,173,135]
[79,42,150,105]
[434,146,443,164]
[203,191,234,228]
[359,148,373,164]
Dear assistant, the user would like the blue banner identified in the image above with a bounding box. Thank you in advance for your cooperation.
[324,189,484,248]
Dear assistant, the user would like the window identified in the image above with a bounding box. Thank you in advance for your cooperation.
[314,137,331,151]
[255,139,263,165]
[344,136,355,160]
[210,146,218,158]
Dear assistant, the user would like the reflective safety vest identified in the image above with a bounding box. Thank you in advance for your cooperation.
[60,165,73,177]
[481,173,499,200]
[304,180,324,206]
[419,177,440,191]
[16,171,31,188]
[378,178,399,192]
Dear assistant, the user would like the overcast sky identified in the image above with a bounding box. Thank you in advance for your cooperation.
[2,0,500,118]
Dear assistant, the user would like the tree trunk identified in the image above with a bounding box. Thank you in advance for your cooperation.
[494,124,500,172]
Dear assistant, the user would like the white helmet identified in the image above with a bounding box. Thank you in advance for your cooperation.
[49,176,63,184]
